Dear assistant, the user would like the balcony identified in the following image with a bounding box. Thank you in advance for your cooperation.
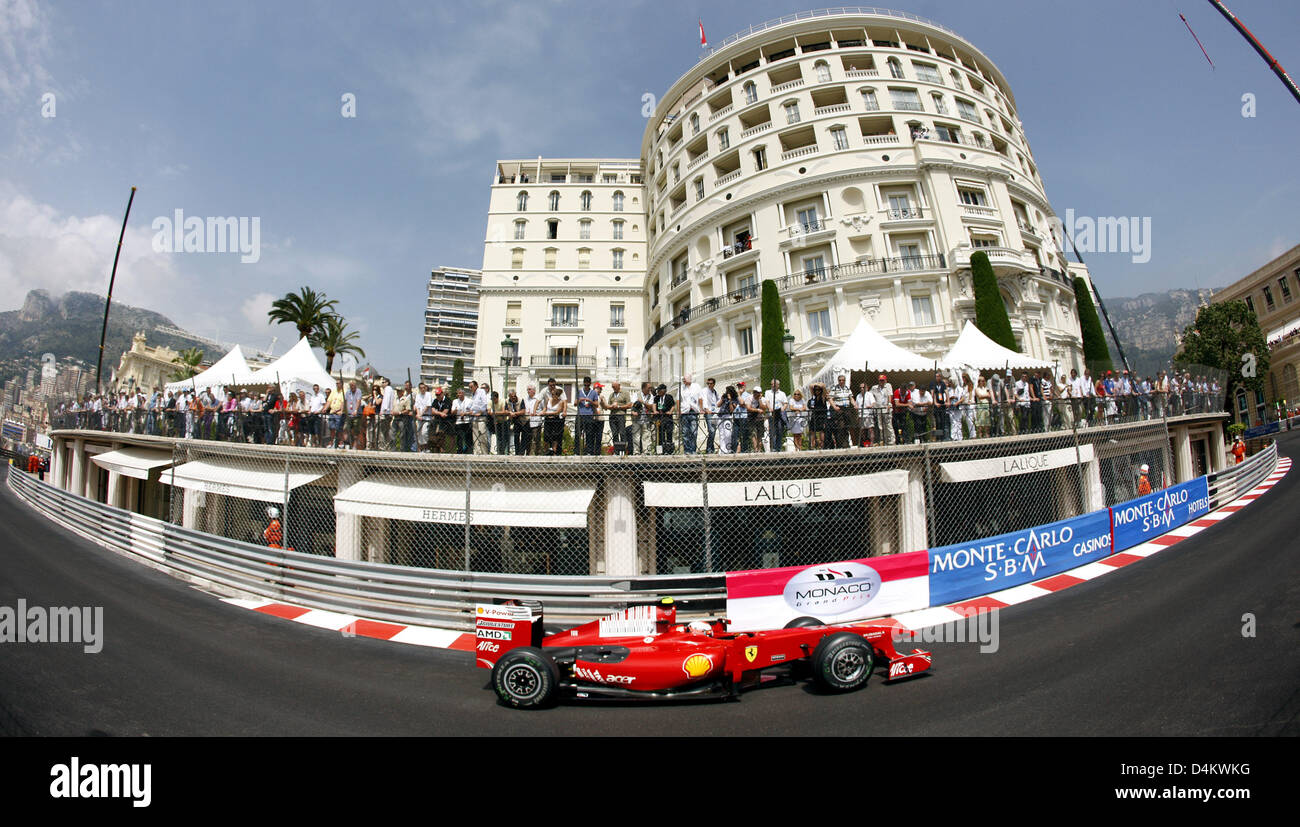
[606,357,630,369]
[530,355,596,368]
[844,68,879,78]
[949,245,1035,271]
[882,206,926,221]
[643,284,760,350]
[740,121,772,139]
[771,78,805,93]
[861,134,900,146]
[893,101,925,112]
[775,255,945,291]
[716,169,743,186]
[814,103,852,116]
[720,237,754,259]
[709,103,733,122]
[781,144,818,161]
[959,204,997,219]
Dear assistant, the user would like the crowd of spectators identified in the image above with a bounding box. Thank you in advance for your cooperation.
[52,368,1225,455]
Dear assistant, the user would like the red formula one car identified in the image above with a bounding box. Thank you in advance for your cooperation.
[475,597,931,708]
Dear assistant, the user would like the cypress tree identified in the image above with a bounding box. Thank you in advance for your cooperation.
[758,279,793,390]
[451,358,465,392]
[971,251,1018,351]
[1072,276,1113,374]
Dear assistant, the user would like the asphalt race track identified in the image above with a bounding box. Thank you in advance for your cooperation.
[1,434,1297,737]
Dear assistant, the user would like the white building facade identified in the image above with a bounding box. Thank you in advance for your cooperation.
[475,10,1088,391]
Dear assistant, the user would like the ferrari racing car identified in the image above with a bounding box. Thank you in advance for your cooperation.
[475,597,931,708]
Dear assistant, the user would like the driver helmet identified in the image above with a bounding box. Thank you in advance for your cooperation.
[266,506,280,519]
[655,596,677,628]
[687,620,713,636]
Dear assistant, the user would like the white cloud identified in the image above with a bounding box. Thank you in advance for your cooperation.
[240,292,274,328]
[0,182,189,314]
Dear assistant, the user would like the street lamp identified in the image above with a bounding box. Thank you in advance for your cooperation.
[500,334,518,395]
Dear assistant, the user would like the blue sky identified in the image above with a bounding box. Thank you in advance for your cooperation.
[2,0,1297,375]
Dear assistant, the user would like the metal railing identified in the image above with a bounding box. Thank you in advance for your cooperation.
[6,465,724,629]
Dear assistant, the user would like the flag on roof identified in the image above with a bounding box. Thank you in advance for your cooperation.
[699,19,707,47]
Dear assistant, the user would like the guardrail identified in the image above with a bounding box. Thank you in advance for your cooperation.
[6,466,725,630]
[1206,440,1277,508]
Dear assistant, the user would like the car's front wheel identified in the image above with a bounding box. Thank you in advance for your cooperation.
[493,647,559,709]
[812,633,875,692]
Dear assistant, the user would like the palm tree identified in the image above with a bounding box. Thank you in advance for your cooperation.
[170,347,205,381]
[267,287,339,341]
[314,314,366,373]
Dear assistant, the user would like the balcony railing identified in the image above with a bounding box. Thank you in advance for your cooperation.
[670,271,690,289]
[893,101,924,111]
[721,238,754,258]
[715,169,743,186]
[709,104,734,122]
[862,134,899,146]
[886,207,924,220]
[781,144,818,160]
[774,254,946,290]
[814,103,852,116]
[771,78,805,93]
[788,218,827,235]
[644,283,760,350]
[845,69,879,78]
[740,121,772,138]
[530,355,596,368]
[549,317,580,328]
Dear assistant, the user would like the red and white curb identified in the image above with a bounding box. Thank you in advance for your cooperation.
[221,457,1291,647]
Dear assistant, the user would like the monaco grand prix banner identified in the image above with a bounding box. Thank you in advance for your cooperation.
[927,508,1113,606]
[725,551,929,632]
[1111,477,1211,552]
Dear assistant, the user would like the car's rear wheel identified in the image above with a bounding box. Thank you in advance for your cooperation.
[783,616,823,628]
[812,633,875,692]
[493,647,559,709]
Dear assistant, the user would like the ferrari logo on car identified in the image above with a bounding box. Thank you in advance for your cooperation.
[745,646,758,663]
[682,653,714,678]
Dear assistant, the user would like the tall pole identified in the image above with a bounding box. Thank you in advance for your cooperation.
[1207,0,1300,106]
[95,187,137,394]
[1061,226,1132,375]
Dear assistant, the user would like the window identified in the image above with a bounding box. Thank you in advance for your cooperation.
[934,124,961,143]
[612,249,624,269]
[958,187,988,206]
[672,255,689,286]
[796,204,820,231]
[931,93,948,115]
[738,326,755,356]
[574,173,593,183]
[578,248,591,270]
[911,294,935,325]
[717,128,730,151]
[889,87,922,111]
[1280,277,1293,302]
[861,88,879,110]
[548,191,560,211]
[753,146,768,171]
[612,191,625,211]
[610,304,625,328]
[1263,286,1275,309]
[803,255,826,276]
[609,341,626,367]
[815,61,831,83]
[551,303,578,327]
[505,301,522,327]
[899,243,924,270]
[956,99,980,122]
[808,307,832,337]
[579,219,591,239]
[888,58,904,79]
[830,126,849,150]
[949,69,963,90]
[1245,296,1255,314]
[549,172,566,183]
[744,81,758,104]
[546,219,559,240]
[970,234,998,248]
[690,112,700,135]
[580,191,592,210]
[913,62,942,84]
[513,220,526,240]
[516,191,528,211]
[511,248,524,270]
[544,248,557,269]
[603,173,618,183]
[694,177,705,201]
[784,101,801,124]
[612,219,624,240]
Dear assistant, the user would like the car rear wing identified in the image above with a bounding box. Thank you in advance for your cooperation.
[474,601,544,669]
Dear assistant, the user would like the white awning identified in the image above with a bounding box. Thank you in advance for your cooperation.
[334,475,595,528]
[939,443,1095,483]
[163,459,329,503]
[643,470,909,508]
[90,448,175,480]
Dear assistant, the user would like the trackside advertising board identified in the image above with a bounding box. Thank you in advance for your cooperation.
[1111,477,1211,552]
[927,509,1113,606]
[725,551,929,631]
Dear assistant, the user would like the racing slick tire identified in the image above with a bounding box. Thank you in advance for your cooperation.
[493,647,560,709]
[811,633,875,693]
[783,616,823,628]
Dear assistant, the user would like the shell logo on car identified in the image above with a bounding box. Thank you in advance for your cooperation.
[682,652,714,679]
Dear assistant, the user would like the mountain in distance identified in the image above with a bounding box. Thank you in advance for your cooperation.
[0,289,203,379]
[1096,287,1220,378]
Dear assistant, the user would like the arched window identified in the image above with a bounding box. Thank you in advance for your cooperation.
[888,58,903,79]
[949,69,963,90]
[513,219,526,240]
[860,88,879,110]
[612,219,625,240]
[717,127,730,151]
[814,61,831,83]
[580,190,592,210]
[548,190,560,211]
[743,81,758,104]
[689,113,700,135]
[516,191,528,211]
[612,191,625,211]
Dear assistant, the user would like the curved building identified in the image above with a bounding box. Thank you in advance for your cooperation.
[641,9,1086,384]
[473,9,1088,390]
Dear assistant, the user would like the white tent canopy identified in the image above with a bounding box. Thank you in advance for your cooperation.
[164,345,251,392]
[941,321,1056,371]
[811,318,935,386]
[232,337,337,395]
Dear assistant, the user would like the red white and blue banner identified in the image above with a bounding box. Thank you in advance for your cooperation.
[725,551,929,631]
[927,508,1113,605]
[1111,477,1211,552]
